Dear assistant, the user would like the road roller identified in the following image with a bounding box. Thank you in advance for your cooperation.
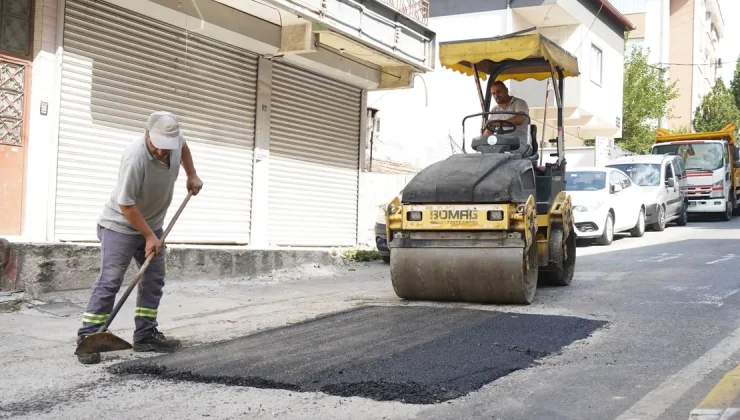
[385,33,578,305]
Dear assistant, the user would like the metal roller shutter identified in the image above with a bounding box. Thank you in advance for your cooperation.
[54,0,257,243]
[269,62,361,246]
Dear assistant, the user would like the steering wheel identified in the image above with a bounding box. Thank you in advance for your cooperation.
[485,119,517,134]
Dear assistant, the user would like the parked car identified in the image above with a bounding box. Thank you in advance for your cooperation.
[605,154,688,231]
[375,204,390,263]
[375,190,403,263]
[566,167,646,245]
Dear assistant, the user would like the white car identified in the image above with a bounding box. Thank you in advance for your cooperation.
[566,167,646,245]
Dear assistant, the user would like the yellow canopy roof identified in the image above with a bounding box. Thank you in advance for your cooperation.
[439,33,580,82]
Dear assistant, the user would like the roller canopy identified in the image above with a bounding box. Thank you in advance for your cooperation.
[439,33,580,82]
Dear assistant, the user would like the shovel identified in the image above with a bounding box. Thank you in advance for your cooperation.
[75,191,193,356]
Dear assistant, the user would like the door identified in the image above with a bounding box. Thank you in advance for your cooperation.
[0,0,34,235]
[615,171,639,230]
[55,0,258,243]
[0,59,30,235]
[268,62,362,246]
[664,161,680,216]
[608,170,626,230]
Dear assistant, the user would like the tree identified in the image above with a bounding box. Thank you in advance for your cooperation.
[731,56,740,111]
[693,79,740,133]
[620,46,679,153]
[668,125,691,134]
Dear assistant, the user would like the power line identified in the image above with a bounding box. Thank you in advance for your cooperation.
[574,4,604,55]
[646,60,737,69]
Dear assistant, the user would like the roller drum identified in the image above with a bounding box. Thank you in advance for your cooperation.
[390,243,538,305]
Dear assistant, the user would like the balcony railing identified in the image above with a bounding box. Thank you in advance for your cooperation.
[377,0,429,25]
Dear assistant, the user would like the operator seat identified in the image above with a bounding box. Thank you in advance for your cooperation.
[528,124,539,162]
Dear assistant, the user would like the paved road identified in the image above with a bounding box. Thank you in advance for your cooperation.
[3,216,740,419]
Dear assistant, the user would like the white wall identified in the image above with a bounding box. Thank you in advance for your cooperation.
[20,0,61,242]
[367,3,627,168]
[357,172,413,246]
[367,9,512,169]
[21,0,388,243]
[573,23,625,138]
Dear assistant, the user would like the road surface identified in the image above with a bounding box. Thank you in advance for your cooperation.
[2,216,740,419]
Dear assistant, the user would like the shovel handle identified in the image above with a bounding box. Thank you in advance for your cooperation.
[97,191,193,333]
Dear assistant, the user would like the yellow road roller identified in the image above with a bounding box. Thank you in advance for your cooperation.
[385,33,578,305]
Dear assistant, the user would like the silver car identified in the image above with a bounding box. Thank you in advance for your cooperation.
[605,154,689,231]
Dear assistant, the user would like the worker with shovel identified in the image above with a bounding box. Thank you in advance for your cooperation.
[76,111,203,365]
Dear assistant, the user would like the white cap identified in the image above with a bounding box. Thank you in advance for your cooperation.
[146,111,182,150]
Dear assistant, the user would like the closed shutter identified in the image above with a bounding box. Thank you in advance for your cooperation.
[268,62,361,246]
[54,0,257,243]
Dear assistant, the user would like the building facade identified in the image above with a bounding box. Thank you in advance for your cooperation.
[0,0,436,246]
[366,0,634,170]
[613,0,725,130]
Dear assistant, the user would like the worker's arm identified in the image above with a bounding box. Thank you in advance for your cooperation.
[181,142,203,195]
[507,115,527,126]
[116,156,161,257]
[507,100,530,126]
[120,204,161,257]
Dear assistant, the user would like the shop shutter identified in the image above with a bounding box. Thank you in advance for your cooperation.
[55,0,257,243]
[268,62,361,246]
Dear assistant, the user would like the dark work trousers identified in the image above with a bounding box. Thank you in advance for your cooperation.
[77,225,166,343]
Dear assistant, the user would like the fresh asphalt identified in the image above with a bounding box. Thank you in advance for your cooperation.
[112,307,604,404]
[3,216,740,419]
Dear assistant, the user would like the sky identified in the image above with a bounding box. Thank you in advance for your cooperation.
[719,0,739,85]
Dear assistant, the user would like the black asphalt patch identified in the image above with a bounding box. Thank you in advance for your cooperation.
[112,306,605,404]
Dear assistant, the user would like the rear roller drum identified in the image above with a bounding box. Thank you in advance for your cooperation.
[539,224,576,286]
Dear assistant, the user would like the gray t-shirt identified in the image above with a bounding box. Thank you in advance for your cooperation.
[98,134,184,235]
[488,96,530,152]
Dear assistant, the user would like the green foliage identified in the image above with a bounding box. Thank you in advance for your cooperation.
[343,249,379,262]
[731,56,740,111]
[668,125,691,134]
[693,79,740,133]
[583,139,595,147]
[620,46,679,154]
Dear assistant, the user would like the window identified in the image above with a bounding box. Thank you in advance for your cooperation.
[609,171,620,188]
[673,157,686,176]
[566,171,607,191]
[664,162,674,181]
[615,172,632,189]
[607,163,661,186]
[590,44,603,86]
[0,0,33,57]
[626,38,644,54]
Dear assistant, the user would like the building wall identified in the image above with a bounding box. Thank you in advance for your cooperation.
[367,8,513,169]
[510,2,626,142]
[618,0,723,131]
[17,0,387,242]
[668,0,694,130]
[14,0,61,241]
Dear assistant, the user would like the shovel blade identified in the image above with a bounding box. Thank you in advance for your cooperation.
[75,331,132,354]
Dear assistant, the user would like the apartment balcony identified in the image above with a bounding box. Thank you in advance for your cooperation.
[377,0,429,25]
[223,0,436,89]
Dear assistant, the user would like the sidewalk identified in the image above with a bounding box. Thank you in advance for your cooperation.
[1,241,346,297]
[690,364,740,420]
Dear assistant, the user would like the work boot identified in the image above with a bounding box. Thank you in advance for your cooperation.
[133,328,181,353]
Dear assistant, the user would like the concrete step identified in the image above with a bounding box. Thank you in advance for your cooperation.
[0,242,345,298]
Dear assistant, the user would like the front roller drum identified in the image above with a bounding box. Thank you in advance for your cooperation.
[390,243,539,305]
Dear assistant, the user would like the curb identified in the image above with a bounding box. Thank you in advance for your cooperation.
[2,242,346,297]
[690,364,740,420]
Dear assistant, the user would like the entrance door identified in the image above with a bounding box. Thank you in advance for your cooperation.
[0,0,34,235]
